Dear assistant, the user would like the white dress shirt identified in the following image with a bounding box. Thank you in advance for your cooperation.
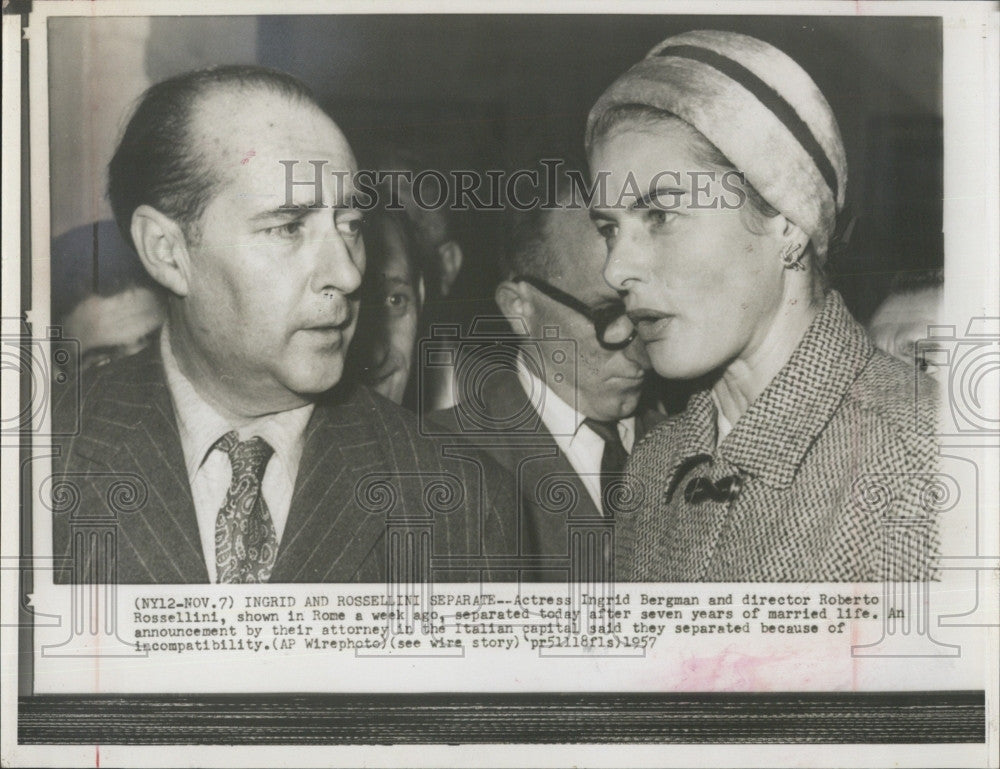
[709,389,735,446]
[160,326,313,582]
[515,355,635,513]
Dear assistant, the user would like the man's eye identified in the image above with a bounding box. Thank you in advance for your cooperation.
[385,293,411,312]
[264,220,305,238]
[336,213,365,238]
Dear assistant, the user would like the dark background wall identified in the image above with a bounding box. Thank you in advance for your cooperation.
[51,14,943,322]
[43,13,946,439]
[253,14,943,322]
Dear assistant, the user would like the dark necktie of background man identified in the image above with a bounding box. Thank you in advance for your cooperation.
[583,418,628,517]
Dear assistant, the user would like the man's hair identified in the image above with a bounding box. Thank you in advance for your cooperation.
[498,158,589,282]
[499,206,555,283]
[370,145,461,299]
[51,220,163,324]
[887,268,944,295]
[108,65,319,250]
[363,206,422,293]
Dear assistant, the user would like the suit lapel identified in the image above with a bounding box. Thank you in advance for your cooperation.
[270,386,387,582]
[482,369,600,553]
[74,346,207,582]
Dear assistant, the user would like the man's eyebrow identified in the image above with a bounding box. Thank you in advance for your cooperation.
[249,206,309,223]
[333,191,364,210]
[631,186,685,211]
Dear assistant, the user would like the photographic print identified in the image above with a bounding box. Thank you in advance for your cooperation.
[2,1,996,767]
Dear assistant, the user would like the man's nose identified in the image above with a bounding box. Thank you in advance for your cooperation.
[624,334,651,369]
[311,230,364,296]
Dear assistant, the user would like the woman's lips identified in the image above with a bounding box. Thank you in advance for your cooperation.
[627,308,672,341]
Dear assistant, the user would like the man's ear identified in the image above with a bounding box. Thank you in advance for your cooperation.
[437,240,463,297]
[494,280,534,328]
[130,205,193,297]
[417,275,426,308]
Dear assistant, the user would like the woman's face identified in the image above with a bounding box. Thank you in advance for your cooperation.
[588,119,788,380]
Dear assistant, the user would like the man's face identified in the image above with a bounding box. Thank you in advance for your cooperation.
[525,205,650,422]
[63,286,165,371]
[173,88,365,415]
[352,215,422,404]
[868,287,943,377]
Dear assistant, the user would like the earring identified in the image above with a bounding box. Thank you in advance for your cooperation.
[780,242,805,270]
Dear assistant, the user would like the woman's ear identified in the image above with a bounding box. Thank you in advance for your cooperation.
[130,205,193,297]
[773,214,809,252]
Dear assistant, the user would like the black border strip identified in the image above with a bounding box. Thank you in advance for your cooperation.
[19,691,984,744]
[656,44,840,201]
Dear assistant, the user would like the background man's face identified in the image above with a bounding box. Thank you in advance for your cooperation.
[175,88,365,414]
[352,215,422,404]
[64,286,165,371]
[527,206,649,422]
[868,286,943,378]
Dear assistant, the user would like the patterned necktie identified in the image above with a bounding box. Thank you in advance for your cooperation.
[214,431,278,583]
[583,418,628,517]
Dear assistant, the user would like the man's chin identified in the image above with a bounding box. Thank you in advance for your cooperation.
[281,358,347,397]
[588,397,640,423]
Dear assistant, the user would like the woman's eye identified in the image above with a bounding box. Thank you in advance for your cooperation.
[385,292,410,310]
[596,222,618,241]
[647,208,672,227]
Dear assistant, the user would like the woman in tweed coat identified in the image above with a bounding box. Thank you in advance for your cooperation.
[585,30,940,581]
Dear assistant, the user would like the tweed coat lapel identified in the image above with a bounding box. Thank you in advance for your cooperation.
[70,345,208,582]
[622,290,884,580]
[269,385,388,582]
[618,391,719,580]
[719,291,875,488]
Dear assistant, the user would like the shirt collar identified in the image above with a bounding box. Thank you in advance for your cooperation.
[514,352,636,447]
[516,353,584,435]
[160,324,314,481]
[660,290,875,492]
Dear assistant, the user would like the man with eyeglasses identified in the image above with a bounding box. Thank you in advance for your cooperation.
[429,162,660,574]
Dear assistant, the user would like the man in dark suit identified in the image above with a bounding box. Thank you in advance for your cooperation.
[428,164,660,578]
[52,66,515,584]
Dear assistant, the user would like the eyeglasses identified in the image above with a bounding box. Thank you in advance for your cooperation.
[513,275,637,351]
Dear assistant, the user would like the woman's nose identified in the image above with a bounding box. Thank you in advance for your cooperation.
[603,232,643,292]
